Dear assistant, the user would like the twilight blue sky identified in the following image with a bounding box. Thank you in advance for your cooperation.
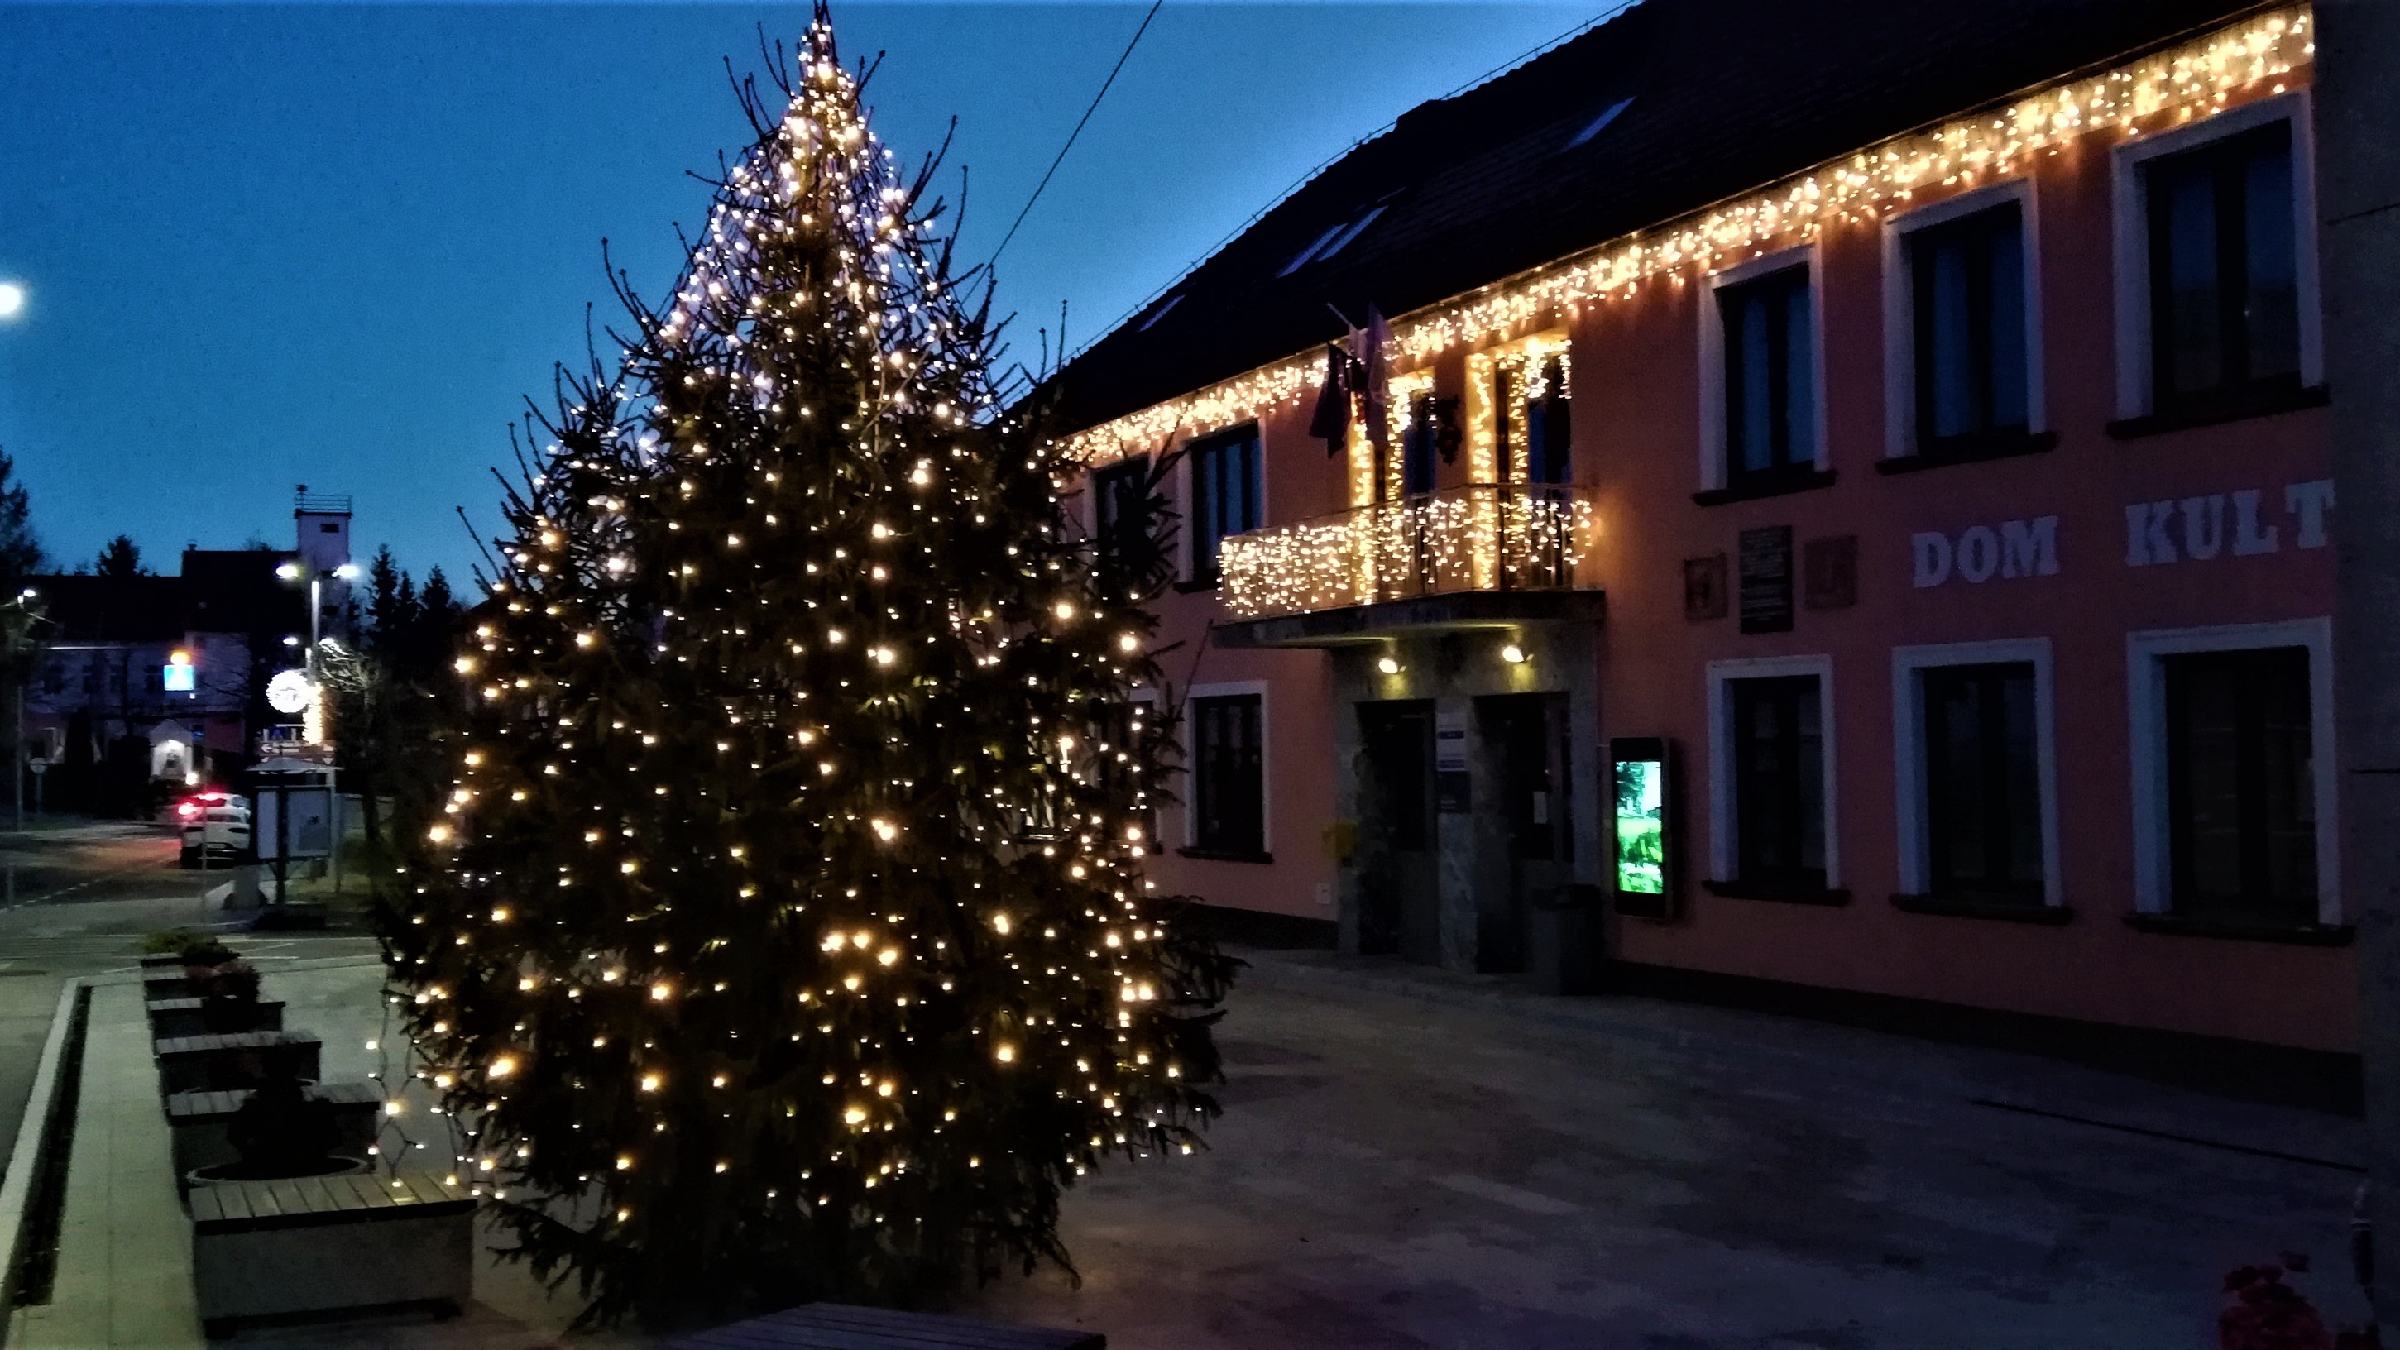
[0,3,1591,584]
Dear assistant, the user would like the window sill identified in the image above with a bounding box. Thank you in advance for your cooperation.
[2123,913,2353,946]
[1177,846,1275,866]
[2105,381,2328,439]
[1874,430,2059,476]
[1702,879,1851,906]
[1890,893,2072,925]
[1171,576,1221,595]
[1691,467,1837,506]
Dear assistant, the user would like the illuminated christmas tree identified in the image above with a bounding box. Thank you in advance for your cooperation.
[382,9,1230,1327]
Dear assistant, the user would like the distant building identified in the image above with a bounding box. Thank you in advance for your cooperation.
[1054,1,2347,1070]
[23,491,351,809]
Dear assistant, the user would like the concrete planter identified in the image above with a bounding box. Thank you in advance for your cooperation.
[188,1169,475,1336]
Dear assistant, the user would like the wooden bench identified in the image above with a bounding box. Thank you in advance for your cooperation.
[665,1303,1103,1349]
[188,1170,475,1336]
[143,967,196,999]
[146,996,285,1039]
[154,1030,320,1095]
[165,1080,382,1176]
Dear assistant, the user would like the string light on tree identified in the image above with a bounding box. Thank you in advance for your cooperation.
[380,5,1231,1327]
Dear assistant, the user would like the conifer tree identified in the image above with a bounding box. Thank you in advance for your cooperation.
[383,10,1230,1327]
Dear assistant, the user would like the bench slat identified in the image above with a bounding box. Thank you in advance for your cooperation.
[669,1305,1101,1350]
[804,1303,1097,1341]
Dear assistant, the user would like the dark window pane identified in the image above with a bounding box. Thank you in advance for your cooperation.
[1988,221,2029,430]
[2165,646,2315,922]
[1722,267,1811,480]
[1781,280,1815,462]
[1921,662,2042,898]
[1913,204,2029,446]
[2146,122,2300,405]
[1193,694,1265,855]
[1403,395,1437,495]
[2244,140,2301,381]
[1186,425,1262,578]
[1730,675,1825,887]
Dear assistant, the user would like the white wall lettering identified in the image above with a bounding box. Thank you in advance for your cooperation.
[1914,516,2059,589]
[1911,531,1952,588]
[2000,517,2059,579]
[2127,478,2332,568]
[2287,479,2335,549]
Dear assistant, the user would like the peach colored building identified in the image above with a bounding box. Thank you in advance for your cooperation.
[1055,1,2347,1075]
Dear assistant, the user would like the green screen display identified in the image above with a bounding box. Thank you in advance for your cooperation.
[1614,755,1665,895]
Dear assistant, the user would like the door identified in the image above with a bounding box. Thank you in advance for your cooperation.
[1357,701,1441,964]
[1478,693,1572,972]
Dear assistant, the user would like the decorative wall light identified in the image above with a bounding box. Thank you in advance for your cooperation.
[1500,642,1530,665]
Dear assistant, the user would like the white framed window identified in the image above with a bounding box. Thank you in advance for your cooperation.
[1705,654,1838,890]
[1185,423,1265,583]
[1183,679,1271,858]
[1698,245,1827,494]
[1891,640,2060,906]
[2111,91,2322,420]
[1881,178,2045,460]
[2126,618,2335,926]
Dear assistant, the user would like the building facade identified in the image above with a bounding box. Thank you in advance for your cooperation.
[1055,1,2348,1057]
[24,493,351,807]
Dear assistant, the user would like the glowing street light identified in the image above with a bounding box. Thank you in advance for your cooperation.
[0,281,24,321]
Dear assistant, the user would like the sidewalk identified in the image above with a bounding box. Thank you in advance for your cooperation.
[8,948,2372,1349]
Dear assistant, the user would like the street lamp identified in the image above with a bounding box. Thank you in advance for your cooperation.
[0,281,25,322]
[278,559,358,686]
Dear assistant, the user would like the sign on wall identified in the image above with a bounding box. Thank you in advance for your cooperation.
[1737,526,1794,634]
[1683,554,1728,622]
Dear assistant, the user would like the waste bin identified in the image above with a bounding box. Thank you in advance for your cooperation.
[1528,882,1605,995]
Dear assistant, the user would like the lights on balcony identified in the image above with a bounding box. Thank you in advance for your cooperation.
[1220,484,1596,621]
[1375,653,1403,677]
[1500,642,1529,666]
[1062,6,2310,466]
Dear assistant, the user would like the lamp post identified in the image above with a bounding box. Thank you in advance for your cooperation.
[276,559,358,696]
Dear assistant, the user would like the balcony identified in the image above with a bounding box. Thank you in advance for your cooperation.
[1215,483,1602,646]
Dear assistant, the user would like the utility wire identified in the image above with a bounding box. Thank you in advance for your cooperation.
[988,0,1165,268]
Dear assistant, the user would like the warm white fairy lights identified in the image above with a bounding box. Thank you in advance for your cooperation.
[1220,484,1596,619]
[381,9,1221,1316]
[1062,5,2312,464]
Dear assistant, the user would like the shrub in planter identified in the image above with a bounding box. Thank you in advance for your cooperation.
[189,1052,357,1185]
[198,960,263,1033]
[178,937,239,979]
[2220,1253,2380,1350]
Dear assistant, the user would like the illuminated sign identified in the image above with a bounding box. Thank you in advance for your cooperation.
[163,649,195,694]
[1610,737,1676,920]
[265,668,316,716]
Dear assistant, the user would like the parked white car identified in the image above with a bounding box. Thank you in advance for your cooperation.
[180,807,253,867]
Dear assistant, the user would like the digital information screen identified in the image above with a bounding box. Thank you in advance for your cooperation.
[1610,737,1674,916]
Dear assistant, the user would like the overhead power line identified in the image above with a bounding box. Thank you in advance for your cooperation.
[988,0,1165,268]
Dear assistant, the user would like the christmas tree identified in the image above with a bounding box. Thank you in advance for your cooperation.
[382,9,1231,1328]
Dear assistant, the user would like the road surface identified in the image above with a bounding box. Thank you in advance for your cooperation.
[0,818,375,1183]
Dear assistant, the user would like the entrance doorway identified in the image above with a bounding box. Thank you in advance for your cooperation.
[1357,701,1440,964]
[1476,693,1573,972]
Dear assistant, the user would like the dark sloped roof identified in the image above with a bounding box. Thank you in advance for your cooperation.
[29,549,306,643]
[1047,0,2262,434]
[26,575,188,642]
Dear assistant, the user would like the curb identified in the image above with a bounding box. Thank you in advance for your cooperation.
[0,980,85,1342]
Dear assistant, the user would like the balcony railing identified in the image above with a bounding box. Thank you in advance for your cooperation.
[1219,483,1599,622]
